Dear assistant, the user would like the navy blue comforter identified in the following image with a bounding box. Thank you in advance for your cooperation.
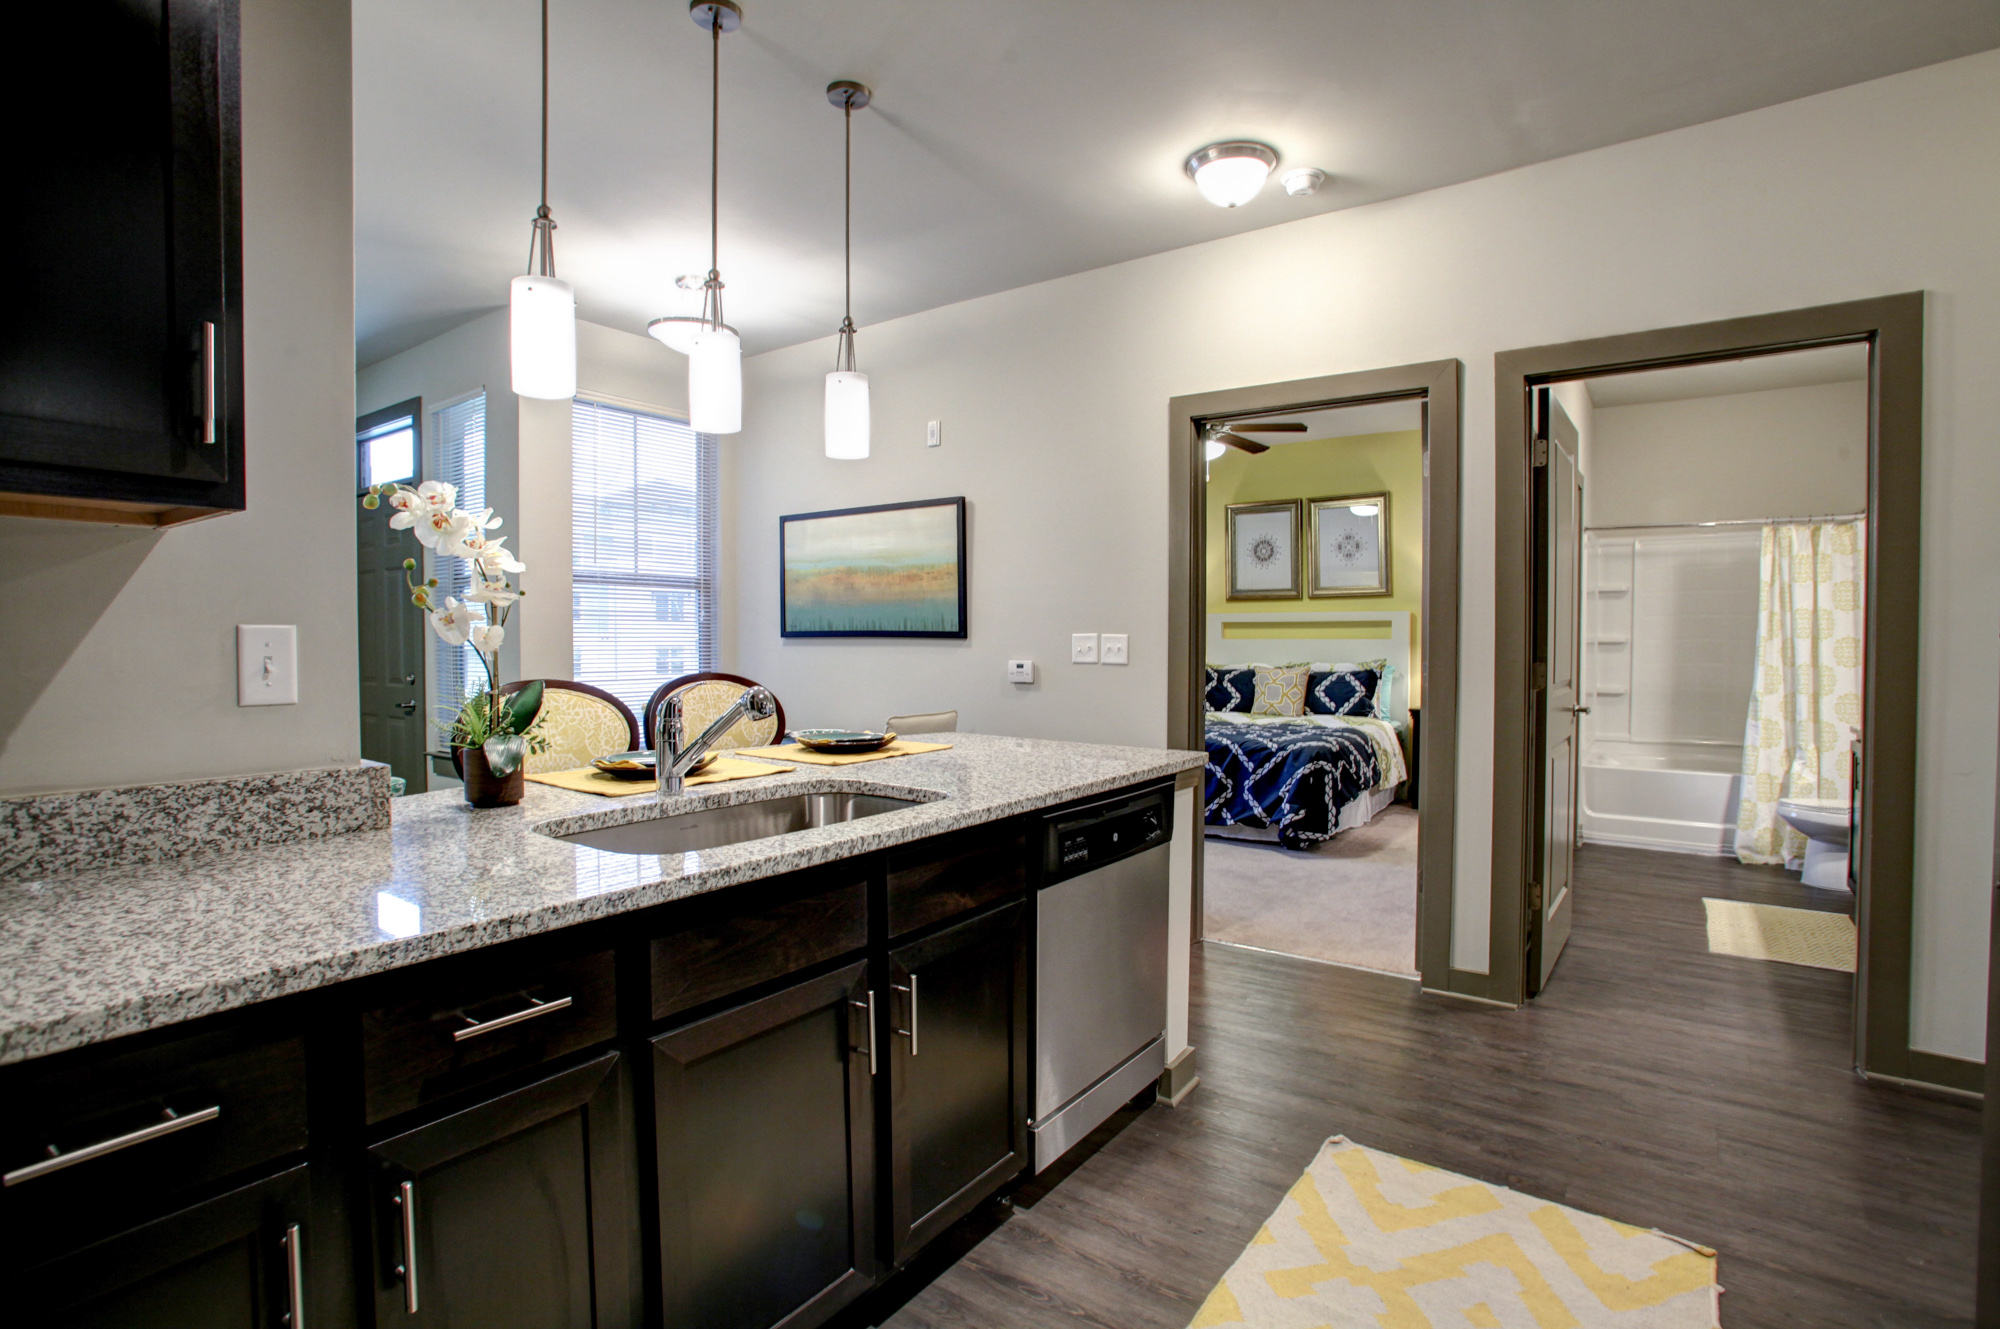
[1204,720,1383,850]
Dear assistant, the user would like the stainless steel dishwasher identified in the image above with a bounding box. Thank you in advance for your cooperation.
[1031,784,1172,1172]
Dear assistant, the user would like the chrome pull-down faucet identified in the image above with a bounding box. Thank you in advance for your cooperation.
[657,685,777,798]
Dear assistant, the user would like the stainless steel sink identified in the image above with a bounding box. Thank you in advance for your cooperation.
[552,792,923,856]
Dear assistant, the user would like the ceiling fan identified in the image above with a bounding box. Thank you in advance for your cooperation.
[1204,420,1308,455]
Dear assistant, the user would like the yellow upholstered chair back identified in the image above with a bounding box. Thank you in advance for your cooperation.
[645,674,786,753]
[514,682,641,774]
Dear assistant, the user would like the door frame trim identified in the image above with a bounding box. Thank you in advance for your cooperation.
[1168,359,1463,992]
[1491,293,1925,1077]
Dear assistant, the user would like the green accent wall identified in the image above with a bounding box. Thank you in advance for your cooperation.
[1206,429,1424,699]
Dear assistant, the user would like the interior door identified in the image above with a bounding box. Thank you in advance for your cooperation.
[1530,389,1585,993]
[357,400,428,792]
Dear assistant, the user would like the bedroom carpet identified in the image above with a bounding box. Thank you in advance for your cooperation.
[1203,805,1418,976]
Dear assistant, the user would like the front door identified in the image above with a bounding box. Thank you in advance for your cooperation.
[1530,389,1584,993]
[357,400,428,792]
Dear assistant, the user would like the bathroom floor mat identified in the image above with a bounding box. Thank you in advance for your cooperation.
[1701,898,1856,972]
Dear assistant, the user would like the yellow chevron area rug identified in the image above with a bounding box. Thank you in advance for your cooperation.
[1701,898,1856,972]
[1190,1138,1720,1328]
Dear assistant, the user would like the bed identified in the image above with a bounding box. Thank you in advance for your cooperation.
[1203,611,1413,850]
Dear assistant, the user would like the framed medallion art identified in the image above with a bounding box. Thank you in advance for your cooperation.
[1308,492,1390,597]
[1225,499,1302,600]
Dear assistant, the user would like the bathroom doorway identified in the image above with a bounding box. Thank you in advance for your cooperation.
[1492,294,1949,1089]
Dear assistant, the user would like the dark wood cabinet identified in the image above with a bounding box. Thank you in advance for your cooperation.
[653,960,878,1329]
[365,1051,640,1329]
[0,0,243,526]
[21,1164,311,1329]
[887,898,1031,1262]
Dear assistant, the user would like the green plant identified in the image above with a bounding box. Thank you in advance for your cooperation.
[437,679,549,753]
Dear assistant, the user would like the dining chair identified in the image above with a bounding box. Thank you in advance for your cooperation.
[644,673,787,752]
[886,710,958,735]
[452,680,642,777]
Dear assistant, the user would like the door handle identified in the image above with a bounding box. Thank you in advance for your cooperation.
[851,989,877,1075]
[282,1222,306,1328]
[452,994,572,1041]
[893,976,919,1056]
[396,699,420,714]
[197,321,217,444]
[1570,706,1591,716]
[392,1179,419,1314]
[3,1104,221,1187]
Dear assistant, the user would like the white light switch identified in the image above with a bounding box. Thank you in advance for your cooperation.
[1071,633,1099,664]
[1101,633,1129,665]
[237,624,298,706]
[926,420,941,448]
[1007,659,1036,683]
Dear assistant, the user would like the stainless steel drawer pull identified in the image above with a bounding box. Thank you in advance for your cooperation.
[282,1222,306,1327]
[198,321,217,444]
[392,1180,419,1313]
[3,1103,221,1187]
[893,976,919,1057]
[851,990,878,1075]
[452,994,572,1042]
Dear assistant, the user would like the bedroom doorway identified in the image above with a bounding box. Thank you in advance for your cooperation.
[1168,360,1462,995]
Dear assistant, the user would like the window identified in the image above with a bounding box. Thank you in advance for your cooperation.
[571,399,717,718]
[358,413,416,490]
[431,393,487,718]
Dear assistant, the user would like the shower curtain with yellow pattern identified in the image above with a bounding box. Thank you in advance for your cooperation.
[1734,519,1866,867]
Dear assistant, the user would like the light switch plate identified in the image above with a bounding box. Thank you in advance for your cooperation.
[237,625,298,706]
[1071,633,1099,664]
[1007,659,1036,683]
[1100,633,1129,665]
[926,420,941,448]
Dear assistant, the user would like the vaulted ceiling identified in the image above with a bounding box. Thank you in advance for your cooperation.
[354,0,2000,366]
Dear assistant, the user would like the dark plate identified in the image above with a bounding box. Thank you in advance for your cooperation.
[592,750,713,780]
[790,729,896,754]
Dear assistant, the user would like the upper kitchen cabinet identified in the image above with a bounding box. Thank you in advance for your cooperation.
[0,0,243,526]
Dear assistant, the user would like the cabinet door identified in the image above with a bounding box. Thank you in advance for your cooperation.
[887,899,1030,1262]
[21,1165,311,1329]
[367,1051,638,1329]
[1,0,242,515]
[653,960,877,1329]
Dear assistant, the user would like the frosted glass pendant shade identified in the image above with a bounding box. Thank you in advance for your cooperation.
[510,274,576,400]
[824,370,870,459]
[688,325,742,434]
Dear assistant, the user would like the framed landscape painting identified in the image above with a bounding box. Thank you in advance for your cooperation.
[781,496,967,637]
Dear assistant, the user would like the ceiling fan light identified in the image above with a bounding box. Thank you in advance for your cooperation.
[1185,142,1278,208]
[1204,439,1227,461]
[688,325,742,434]
[825,370,870,460]
[510,274,576,400]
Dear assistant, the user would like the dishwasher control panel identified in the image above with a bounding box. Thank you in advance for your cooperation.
[1043,786,1172,885]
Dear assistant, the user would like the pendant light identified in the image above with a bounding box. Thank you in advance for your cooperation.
[510,0,576,400]
[686,0,742,435]
[824,80,871,461]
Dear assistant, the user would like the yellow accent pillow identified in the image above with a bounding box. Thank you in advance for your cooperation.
[1251,664,1309,716]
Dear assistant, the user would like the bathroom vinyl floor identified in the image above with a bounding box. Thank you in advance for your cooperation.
[848,843,1977,1329]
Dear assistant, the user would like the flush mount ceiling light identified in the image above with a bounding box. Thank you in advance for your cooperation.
[510,0,576,400]
[824,80,872,461]
[683,0,742,435]
[648,274,737,355]
[1185,141,1277,208]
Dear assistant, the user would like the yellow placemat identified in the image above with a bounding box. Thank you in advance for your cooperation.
[730,739,953,766]
[525,755,795,798]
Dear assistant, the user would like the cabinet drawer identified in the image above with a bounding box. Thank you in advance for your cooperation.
[886,820,1028,937]
[362,948,616,1124]
[0,1025,306,1240]
[651,868,867,1022]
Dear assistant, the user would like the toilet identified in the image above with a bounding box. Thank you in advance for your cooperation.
[1774,797,1852,891]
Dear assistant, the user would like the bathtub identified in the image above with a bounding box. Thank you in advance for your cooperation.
[1579,739,1743,856]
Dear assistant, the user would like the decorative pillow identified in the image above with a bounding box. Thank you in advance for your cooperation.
[1204,666,1257,713]
[1310,658,1394,718]
[1251,664,1310,717]
[1306,666,1382,717]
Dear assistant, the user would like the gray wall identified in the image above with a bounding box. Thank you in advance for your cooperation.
[0,0,355,797]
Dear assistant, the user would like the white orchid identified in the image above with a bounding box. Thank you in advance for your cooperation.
[429,597,476,646]
[415,479,457,512]
[385,487,426,530]
[464,575,520,608]
[470,536,526,576]
[413,506,476,551]
[470,621,505,654]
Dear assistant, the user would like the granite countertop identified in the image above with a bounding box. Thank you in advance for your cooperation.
[0,733,1202,1067]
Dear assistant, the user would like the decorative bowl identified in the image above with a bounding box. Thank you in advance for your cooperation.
[790,729,897,754]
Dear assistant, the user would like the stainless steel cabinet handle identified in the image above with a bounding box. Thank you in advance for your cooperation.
[282,1222,306,1328]
[893,976,919,1056]
[3,1104,221,1187]
[453,994,572,1042]
[198,321,217,444]
[392,1180,419,1314]
[851,990,878,1075]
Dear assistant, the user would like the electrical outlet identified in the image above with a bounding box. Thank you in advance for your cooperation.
[1071,633,1099,664]
[237,625,298,706]
[1100,633,1129,665]
[926,420,941,448]
[1007,659,1036,683]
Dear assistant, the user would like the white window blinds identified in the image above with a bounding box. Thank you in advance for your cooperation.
[431,393,487,717]
[571,399,717,720]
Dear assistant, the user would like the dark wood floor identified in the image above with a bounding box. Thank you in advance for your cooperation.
[858,844,1982,1329]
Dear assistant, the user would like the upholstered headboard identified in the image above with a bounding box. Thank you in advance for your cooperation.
[1205,611,1413,724]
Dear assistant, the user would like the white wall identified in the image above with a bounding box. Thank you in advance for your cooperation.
[0,0,355,797]
[1590,381,1868,528]
[733,49,2000,1061]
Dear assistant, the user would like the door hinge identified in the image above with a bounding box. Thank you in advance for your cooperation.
[1533,437,1550,468]
[1533,662,1547,692]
